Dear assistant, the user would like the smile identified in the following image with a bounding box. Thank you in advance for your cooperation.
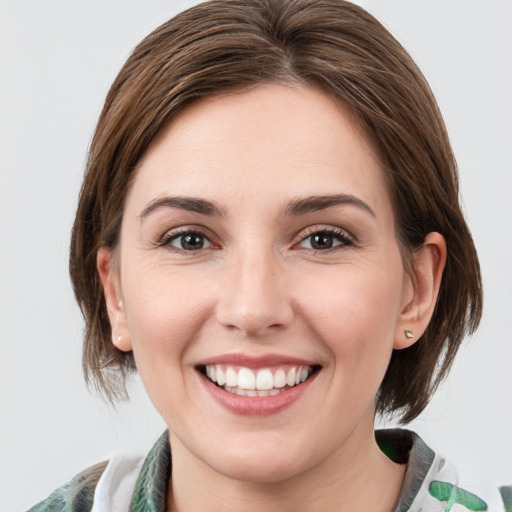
[201,364,317,397]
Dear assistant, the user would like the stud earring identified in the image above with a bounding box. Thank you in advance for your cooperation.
[404,329,414,339]
[113,335,122,346]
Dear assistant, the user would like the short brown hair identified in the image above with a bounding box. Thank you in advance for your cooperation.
[70,0,482,423]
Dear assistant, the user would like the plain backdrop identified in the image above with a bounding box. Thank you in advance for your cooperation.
[1,1,511,510]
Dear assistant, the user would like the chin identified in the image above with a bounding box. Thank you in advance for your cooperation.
[215,456,308,485]
[199,434,320,485]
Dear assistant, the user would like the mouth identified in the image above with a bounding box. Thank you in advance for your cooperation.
[197,363,321,397]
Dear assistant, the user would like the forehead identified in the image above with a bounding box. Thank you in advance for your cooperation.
[129,84,391,220]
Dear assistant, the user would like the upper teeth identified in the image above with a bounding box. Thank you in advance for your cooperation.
[205,365,311,391]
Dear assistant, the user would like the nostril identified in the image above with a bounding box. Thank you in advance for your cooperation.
[214,269,294,336]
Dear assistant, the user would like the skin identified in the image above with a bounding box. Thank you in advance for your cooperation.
[98,84,446,511]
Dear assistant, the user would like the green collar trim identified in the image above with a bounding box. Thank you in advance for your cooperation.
[131,431,171,512]
[376,429,435,511]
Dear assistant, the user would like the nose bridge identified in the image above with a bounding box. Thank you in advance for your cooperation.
[216,240,292,336]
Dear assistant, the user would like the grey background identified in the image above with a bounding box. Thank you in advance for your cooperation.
[1,1,511,510]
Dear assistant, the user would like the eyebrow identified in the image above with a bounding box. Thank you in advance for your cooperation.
[283,194,376,218]
[139,193,375,221]
[139,196,226,220]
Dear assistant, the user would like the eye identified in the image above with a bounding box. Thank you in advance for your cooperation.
[163,230,213,252]
[297,228,354,251]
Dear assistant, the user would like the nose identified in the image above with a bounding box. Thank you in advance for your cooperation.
[215,246,294,338]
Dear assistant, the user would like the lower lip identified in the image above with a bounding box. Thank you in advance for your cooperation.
[199,371,318,416]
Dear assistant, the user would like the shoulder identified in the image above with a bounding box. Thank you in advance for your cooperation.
[377,429,511,511]
[27,461,108,512]
[422,457,507,512]
[26,432,169,512]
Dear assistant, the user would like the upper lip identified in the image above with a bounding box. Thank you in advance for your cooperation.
[197,353,320,369]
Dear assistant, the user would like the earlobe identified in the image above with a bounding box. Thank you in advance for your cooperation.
[97,247,132,352]
[394,232,447,350]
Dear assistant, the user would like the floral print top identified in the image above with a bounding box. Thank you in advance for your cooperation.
[28,429,511,512]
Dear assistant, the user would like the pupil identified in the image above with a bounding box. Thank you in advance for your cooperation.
[182,233,203,250]
[312,233,333,249]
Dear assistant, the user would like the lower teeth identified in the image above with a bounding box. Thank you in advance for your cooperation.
[223,385,291,396]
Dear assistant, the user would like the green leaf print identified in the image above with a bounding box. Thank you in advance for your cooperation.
[499,486,512,512]
[27,461,108,512]
[429,481,487,512]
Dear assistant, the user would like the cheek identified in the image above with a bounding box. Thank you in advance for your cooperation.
[293,264,402,390]
[120,267,218,429]
[296,262,402,338]
[121,263,213,375]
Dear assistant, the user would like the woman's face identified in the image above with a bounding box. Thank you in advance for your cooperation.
[105,84,415,483]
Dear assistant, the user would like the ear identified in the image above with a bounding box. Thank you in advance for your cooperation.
[394,232,447,349]
[97,247,132,352]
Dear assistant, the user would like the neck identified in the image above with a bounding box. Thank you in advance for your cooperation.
[166,420,406,512]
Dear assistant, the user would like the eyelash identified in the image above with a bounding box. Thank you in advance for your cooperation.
[156,226,355,254]
[156,227,215,254]
[295,226,355,253]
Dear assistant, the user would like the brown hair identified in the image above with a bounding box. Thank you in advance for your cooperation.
[70,0,482,423]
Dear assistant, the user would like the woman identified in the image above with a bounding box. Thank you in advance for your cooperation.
[27,0,510,510]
